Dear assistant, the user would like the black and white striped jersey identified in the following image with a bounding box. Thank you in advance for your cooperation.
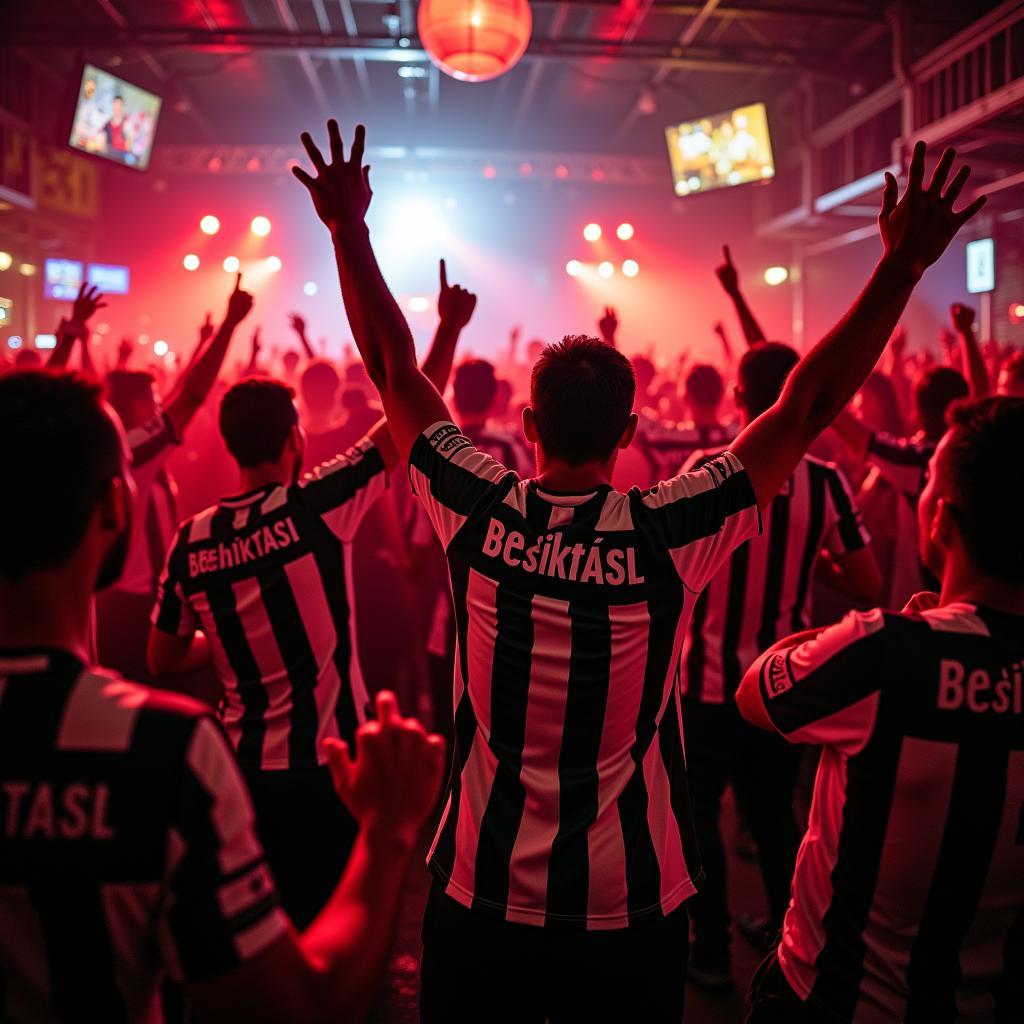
[152,438,386,771]
[0,649,287,1020]
[760,603,1024,1023]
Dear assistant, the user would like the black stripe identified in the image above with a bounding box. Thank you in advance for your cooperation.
[28,883,128,1022]
[757,481,791,654]
[994,898,1024,1021]
[298,443,385,516]
[545,599,612,922]
[792,462,827,633]
[721,541,751,697]
[904,743,1009,1022]
[867,433,931,468]
[0,660,79,768]
[617,589,685,920]
[684,587,709,701]
[823,466,866,553]
[130,414,174,467]
[409,429,513,518]
[471,582,534,914]
[143,473,169,589]
[256,562,321,770]
[659,685,703,886]
[808,722,905,1021]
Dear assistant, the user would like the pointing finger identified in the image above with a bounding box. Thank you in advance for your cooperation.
[722,244,732,265]
[375,690,399,725]
[235,272,243,291]
[439,258,448,291]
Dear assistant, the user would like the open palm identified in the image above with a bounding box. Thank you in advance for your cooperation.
[292,119,373,234]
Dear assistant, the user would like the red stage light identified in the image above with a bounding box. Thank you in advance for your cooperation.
[418,0,533,83]
[555,163,569,179]
[483,165,497,179]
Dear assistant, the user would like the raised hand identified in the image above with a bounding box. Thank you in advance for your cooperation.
[598,305,618,344]
[437,259,477,329]
[70,283,107,330]
[878,142,986,279]
[950,302,975,334]
[714,245,739,295]
[117,337,133,368]
[288,312,307,336]
[291,119,372,234]
[225,272,254,325]
[251,325,262,358]
[322,691,446,846]
[199,312,215,344]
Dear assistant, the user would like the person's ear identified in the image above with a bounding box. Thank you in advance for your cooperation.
[97,476,131,533]
[932,496,958,549]
[523,406,538,445]
[618,412,639,450]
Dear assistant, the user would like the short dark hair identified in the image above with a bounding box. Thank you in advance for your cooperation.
[0,371,123,579]
[530,335,635,465]
[453,359,497,416]
[106,369,155,426]
[219,378,298,468]
[300,359,340,415]
[914,366,968,438]
[685,363,725,410]
[939,397,1024,584]
[738,342,800,418]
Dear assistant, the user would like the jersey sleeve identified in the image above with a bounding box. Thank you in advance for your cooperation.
[297,435,388,542]
[640,450,762,593]
[160,717,288,981]
[408,421,514,549]
[757,608,892,754]
[151,527,198,637]
[128,412,180,474]
[866,432,930,500]
[821,463,871,554]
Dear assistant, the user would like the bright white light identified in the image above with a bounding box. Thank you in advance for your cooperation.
[250,215,271,237]
[408,296,430,313]
[265,255,282,272]
[303,281,318,296]
[764,265,789,286]
[566,260,582,277]
[8,335,22,349]
[200,215,220,235]
[223,256,240,273]
[598,261,614,279]
[0,251,11,271]
[153,339,169,356]
[18,263,36,277]
[183,253,200,271]
[470,10,482,26]
[622,259,639,278]
[392,200,449,248]
[687,176,701,191]
[616,223,635,241]
[583,223,602,242]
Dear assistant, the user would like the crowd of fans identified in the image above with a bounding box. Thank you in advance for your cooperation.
[0,126,1022,1024]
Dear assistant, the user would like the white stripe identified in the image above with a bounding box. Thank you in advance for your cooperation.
[57,674,147,752]
[233,907,289,960]
[232,507,251,530]
[595,491,634,532]
[260,487,288,515]
[641,451,735,511]
[920,603,990,637]
[188,506,217,542]
[0,655,49,674]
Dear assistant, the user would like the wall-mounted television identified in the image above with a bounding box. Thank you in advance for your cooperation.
[44,258,84,301]
[87,263,130,294]
[665,102,774,197]
[69,63,162,171]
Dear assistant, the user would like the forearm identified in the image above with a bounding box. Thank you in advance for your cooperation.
[167,318,238,427]
[727,288,767,347]
[48,321,79,369]
[421,319,461,394]
[78,333,97,378]
[295,329,315,361]
[957,328,990,398]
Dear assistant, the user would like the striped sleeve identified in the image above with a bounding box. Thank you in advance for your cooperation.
[128,412,180,470]
[641,450,761,593]
[821,463,870,554]
[297,436,388,542]
[151,526,198,637]
[866,432,930,499]
[408,421,513,549]
[161,717,288,981]
[757,608,892,754]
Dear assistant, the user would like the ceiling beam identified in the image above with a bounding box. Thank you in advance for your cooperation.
[271,0,331,116]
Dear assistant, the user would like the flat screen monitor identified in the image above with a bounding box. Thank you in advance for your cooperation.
[69,63,162,171]
[665,102,774,197]
[966,237,994,294]
[44,258,84,301]
[87,263,130,294]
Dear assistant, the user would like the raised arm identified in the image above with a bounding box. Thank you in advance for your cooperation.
[291,120,452,460]
[950,302,990,398]
[732,142,984,508]
[714,245,768,348]
[422,258,477,393]
[163,274,253,437]
[598,306,619,348]
[48,283,106,371]
[288,312,317,361]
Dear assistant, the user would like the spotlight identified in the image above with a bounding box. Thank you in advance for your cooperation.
[616,223,635,241]
[8,336,23,349]
[207,157,222,172]
[251,215,271,237]
[482,165,497,179]
[153,339,169,356]
[519,162,534,177]
[392,201,449,248]
[764,266,789,286]
[583,223,602,242]
[223,256,240,273]
[555,164,570,179]
[0,251,11,271]
[566,260,582,277]
[183,253,200,271]
[265,255,282,272]
[598,261,614,279]
[246,157,261,173]
[303,281,318,296]
[18,263,36,277]
[408,296,430,313]
[622,259,639,278]
[200,215,220,235]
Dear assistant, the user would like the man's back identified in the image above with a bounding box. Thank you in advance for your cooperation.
[761,603,1024,1023]
[0,650,286,1021]
[152,438,386,770]
[411,421,760,928]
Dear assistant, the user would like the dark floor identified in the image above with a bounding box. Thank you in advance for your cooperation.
[368,788,766,1024]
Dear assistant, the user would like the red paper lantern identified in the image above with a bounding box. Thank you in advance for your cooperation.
[418,0,533,83]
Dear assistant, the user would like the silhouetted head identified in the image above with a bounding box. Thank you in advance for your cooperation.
[735,342,799,421]
[300,358,340,418]
[220,377,303,484]
[453,359,497,420]
[913,366,968,439]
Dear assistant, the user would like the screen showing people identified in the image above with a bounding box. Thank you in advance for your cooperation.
[665,102,774,197]
[44,259,84,301]
[69,64,162,170]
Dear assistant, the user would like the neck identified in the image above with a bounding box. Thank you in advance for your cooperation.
[536,456,613,492]
[0,573,94,661]
[238,463,290,493]
[939,559,1024,616]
